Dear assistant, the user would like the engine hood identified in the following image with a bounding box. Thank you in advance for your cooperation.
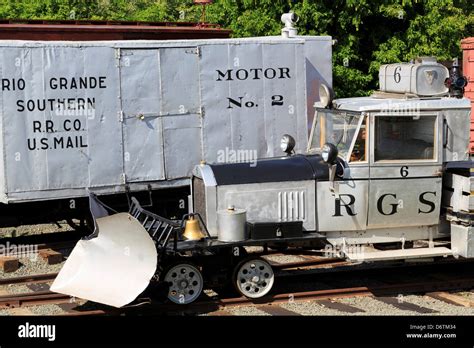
[195,154,329,186]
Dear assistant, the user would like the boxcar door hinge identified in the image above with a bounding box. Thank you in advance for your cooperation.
[118,111,124,122]
[115,48,121,60]
[200,106,205,117]
[121,173,126,184]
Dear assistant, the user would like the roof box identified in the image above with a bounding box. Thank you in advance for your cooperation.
[379,57,449,96]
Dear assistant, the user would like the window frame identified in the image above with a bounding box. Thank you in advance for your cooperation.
[369,112,441,166]
[346,114,369,165]
[307,108,365,160]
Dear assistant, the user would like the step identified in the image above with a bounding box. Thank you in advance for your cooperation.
[344,247,452,262]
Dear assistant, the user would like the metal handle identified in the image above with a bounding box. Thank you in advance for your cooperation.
[443,119,449,148]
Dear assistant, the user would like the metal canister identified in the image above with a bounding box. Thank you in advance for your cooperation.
[217,206,247,242]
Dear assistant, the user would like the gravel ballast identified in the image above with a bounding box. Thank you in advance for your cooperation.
[227,305,271,316]
[0,256,65,279]
[280,301,345,316]
[0,222,74,238]
[408,295,474,315]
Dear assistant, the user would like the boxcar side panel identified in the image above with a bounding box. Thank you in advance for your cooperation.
[0,64,5,199]
[84,47,123,188]
[200,42,307,164]
[0,37,332,202]
[303,37,332,130]
[199,44,232,164]
[159,47,202,179]
[120,49,165,183]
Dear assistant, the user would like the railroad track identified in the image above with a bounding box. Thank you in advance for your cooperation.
[208,277,474,309]
[0,272,58,286]
[0,256,359,315]
[0,272,113,315]
[0,290,71,309]
[0,273,64,310]
[0,229,86,255]
[157,259,474,315]
[3,274,473,315]
[0,290,116,316]
[1,256,473,316]
[0,257,348,315]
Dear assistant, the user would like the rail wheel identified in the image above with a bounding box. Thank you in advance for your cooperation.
[163,263,203,305]
[233,257,274,299]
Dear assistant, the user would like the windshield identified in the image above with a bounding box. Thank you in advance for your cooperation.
[308,109,364,161]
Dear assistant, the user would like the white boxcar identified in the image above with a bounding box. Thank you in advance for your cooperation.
[0,36,332,203]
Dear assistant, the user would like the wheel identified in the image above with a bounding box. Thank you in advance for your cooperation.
[233,257,274,299]
[163,263,203,305]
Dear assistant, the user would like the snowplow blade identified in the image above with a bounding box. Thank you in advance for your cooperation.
[50,213,157,308]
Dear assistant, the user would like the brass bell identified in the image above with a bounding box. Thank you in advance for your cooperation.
[182,216,206,241]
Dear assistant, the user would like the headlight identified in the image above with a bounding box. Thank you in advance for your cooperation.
[319,84,334,108]
[322,143,338,164]
[280,134,296,155]
[281,12,299,26]
[322,149,329,162]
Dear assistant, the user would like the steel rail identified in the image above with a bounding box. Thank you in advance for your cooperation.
[0,291,71,309]
[168,276,474,312]
[0,273,58,286]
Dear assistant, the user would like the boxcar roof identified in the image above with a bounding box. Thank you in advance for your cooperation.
[0,35,331,48]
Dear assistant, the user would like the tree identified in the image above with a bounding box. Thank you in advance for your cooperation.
[0,0,471,97]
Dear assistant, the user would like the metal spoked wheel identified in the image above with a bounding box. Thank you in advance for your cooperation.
[163,263,203,305]
[233,257,274,299]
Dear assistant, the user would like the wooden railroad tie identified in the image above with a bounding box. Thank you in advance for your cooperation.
[427,292,474,307]
[0,256,19,273]
[38,249,63,265]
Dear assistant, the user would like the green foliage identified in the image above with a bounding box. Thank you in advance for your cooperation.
[0,0,472,97]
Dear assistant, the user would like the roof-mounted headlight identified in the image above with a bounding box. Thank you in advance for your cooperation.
[319,83,334,108]
[280,134,296,155]
[322,143,338,164]
[281,12,299,26]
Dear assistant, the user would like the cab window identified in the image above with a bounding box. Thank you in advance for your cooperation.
[349,117,367,163]
[309,110,363,161]
[374,115,436,161]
